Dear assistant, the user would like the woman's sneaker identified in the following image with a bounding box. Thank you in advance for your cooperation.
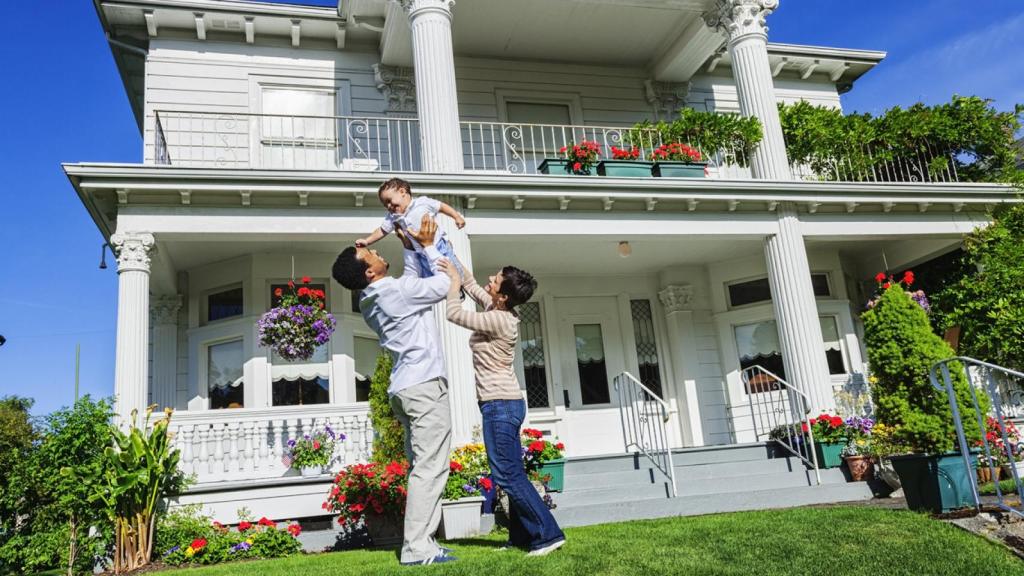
[527,539,565,557]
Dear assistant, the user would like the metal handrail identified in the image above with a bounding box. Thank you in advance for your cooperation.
[931,356,1024,518]
[614,371,677,497]
[740,365,821,485]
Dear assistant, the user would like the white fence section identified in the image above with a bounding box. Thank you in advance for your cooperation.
[740,365,820,484]
[614,371,677,497]
[167,404,373,485]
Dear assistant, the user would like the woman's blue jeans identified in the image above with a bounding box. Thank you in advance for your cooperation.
[479,399,565,550]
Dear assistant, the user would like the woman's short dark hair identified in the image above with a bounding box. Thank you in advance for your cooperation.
[332,246,370,290]
[498,266,537,312]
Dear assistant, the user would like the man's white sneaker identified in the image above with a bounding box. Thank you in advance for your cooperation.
[526,539,565,557]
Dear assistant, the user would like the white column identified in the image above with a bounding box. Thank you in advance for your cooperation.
[658,285,705,447]
[706,0,790,180]
[764,203,835,413]
[111,232,156,425]
[399,0,464,173]
[150,295,182,411]
[433,195,480,445]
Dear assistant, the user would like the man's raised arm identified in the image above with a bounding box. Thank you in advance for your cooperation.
[398,215,451,309]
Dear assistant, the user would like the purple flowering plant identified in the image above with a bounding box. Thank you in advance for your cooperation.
[285,426,344,470]
[842,416,875,457]
[257,276,336,361]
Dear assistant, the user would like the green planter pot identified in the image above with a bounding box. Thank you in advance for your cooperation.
[813,442,846,469]
[890,452,976,513]
[538,159,592,176]
[538,459,565,492]
[652,161,707,178]
[597,160,653,177]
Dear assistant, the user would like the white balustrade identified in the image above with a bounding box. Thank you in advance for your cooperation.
[167,404,373,485]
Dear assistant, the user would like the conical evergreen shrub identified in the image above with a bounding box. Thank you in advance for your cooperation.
[862,284,986,453]
[367,352,406,464]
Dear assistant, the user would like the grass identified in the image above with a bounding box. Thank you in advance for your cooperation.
[167,506,1023,576]
[979,478,1020,495]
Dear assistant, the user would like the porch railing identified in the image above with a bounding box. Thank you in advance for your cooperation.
[152,109,962,183]
[740,365,821,485]
[166,404,373,485]
[931,357,1024,518]
[613,371,677,497]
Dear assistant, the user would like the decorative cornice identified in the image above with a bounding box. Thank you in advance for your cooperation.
[151,295,182,325]
[111,232,155,273]
[644,80,690,121]
[705,0,778,41]
[372,63,417,114]
[396,0,455,16]
[659,285,694,313]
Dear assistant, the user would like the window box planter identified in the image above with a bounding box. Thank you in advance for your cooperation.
[438,496,485,540]
[652,161,707,178]
[890,452,976,513]
[813,442,846,469]
[538,458,566,492]
[538,159,592,176]
[597,160,653,177]
[300,466,325,478]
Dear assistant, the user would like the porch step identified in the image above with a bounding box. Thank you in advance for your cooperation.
[564,443,776,475]
[563,456,802,491]
[550,481,874,528]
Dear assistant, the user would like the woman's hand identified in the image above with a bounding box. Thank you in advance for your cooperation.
[438,259,461,288]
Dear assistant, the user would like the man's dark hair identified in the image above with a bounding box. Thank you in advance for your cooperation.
[333,246,370,290]
[378,177,412,198]
[499,266,537,312]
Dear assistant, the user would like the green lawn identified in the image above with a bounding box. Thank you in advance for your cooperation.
[166,507,1023,576]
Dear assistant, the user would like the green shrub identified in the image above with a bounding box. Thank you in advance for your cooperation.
[862,286,987,453]
[627,108,763,166]
[155,505,215,559]
[368,352,406,464]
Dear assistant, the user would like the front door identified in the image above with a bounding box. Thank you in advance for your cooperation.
[555,296,627,457]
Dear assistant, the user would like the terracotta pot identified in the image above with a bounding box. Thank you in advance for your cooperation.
[844,455,875,482]
[978,465,1003,484]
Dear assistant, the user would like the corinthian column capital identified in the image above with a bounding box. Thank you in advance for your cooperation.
[396,0,455,17]
[658,284,694,313]
[110,232,155,273]
[705,0,778,41]
[151,294,182,325]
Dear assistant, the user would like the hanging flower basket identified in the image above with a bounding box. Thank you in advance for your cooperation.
[257,277,336,361]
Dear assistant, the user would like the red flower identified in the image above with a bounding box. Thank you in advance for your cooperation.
[350,503,365,513]
[573,162,582,171]
[257,517,276,527]
[287,523,302,537]
[523,428,543,439]
[830,416,843,427]
[903,271,915,285]
[313,440,321,450]
[801,422,809,434]
[274,288,283,297]
[883,282,891,289]
[298,287,310,297]
[479,477,493,491]
[190,538,207,550]
[238,521,252,532]
[287,280,295,289]
[449,460,464,472]
[874,272,886,283]
[555,442,565,451]
[301,276,311,284]
[809,418,817,426]
[529,440,546,453]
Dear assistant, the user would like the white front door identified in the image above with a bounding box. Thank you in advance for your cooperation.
[555,296,628,457]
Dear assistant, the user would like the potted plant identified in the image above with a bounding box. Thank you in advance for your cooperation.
[862,270,988,513]
[804,413,847,469]
[842,416,876,481]
[975,416,1020,482]
[597,146,652,177]
[648,142,707,178]
[522,428,566,492]
[257,276,336,361]
[287,426,342,477]
[539,139,601,175]
[325,461,408,546]
[439,453,488,540]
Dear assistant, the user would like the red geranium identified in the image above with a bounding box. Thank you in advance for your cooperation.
[237,521,252,532]
[560,139,601,174]
[874,272,886,283]
[287,523,302,537]
[529,440,546,453]
[610,146,640,160]
[479,477,493,491]
[449,460,464,472]
[257,517,276,527]
[327,461,409,529]
[190,538,207,550]
[301,276,312,284]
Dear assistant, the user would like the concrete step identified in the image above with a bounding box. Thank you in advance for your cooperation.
[552,482,672,508]
[550,481,874,528]
[564,457,806,491]
[565,443,777,475]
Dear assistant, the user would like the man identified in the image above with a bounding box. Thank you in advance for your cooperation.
[332,215,455,566]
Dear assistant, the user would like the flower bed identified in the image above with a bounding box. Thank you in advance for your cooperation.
[159,510,301,567]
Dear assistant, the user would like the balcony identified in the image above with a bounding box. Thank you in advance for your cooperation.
[153,110,961,183]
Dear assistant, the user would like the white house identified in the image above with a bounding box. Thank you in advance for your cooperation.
[66,0,1014,520]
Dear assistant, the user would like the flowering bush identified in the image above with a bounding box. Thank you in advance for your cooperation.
[842,416,875,456]
[802,413,847,444]
[609,145,641,160]
[559,140,602,174]
[649,142,702,163]
[521,428,564,482]
[162,515,301,566]
[866,270,930,313]
[325,461,408,529]
[257,276,336,361]
[976,416,1022,467]
[287,426,343,470]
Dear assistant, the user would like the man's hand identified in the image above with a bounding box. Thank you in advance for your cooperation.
[438,259,460,286]
[412,214,438,248]
[394,227,414,251]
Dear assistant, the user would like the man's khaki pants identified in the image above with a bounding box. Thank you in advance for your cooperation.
[389,378,452,563]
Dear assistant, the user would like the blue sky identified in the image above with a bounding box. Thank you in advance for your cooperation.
[1,1,1021,415]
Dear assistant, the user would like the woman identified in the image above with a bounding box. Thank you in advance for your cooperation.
[439,259,566,556]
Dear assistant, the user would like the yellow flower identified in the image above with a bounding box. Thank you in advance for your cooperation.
[868,375,879,385]
[184,547,195,558]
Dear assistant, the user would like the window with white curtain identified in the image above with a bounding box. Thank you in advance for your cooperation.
[208,339,244,409]
[260,86,337,169]
[734,315,850,393]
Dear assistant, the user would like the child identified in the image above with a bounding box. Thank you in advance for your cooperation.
[357,177,466,278]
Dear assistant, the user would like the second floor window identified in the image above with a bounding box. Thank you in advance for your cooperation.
[260,86,337,169]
